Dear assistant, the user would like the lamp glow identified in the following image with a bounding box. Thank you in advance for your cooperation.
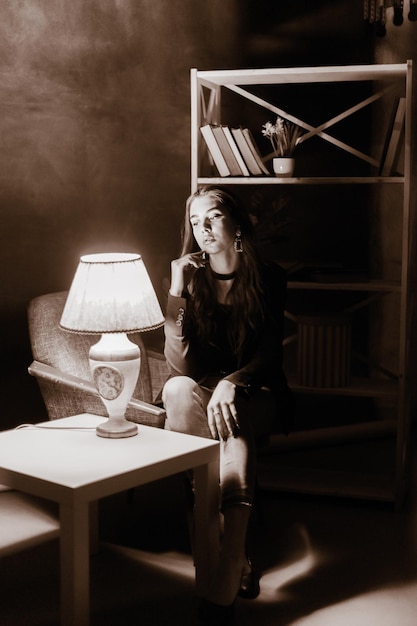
[60,253,164,438]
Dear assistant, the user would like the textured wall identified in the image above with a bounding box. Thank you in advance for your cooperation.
[0,0,244,424]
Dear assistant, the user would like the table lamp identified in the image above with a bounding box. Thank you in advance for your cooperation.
[60,252,165,438]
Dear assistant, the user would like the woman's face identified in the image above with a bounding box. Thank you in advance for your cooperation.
[189,195,237,256]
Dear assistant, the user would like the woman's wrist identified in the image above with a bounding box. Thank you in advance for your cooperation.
[169,288,183,297]
[169,268,185,297]
[169,278,185,298]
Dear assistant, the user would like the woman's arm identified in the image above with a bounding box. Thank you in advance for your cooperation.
[163,293,204,379]
[164,252,207,378]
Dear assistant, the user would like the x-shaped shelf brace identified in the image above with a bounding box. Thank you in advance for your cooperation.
[200,84,220,124]
[199,82,397,170]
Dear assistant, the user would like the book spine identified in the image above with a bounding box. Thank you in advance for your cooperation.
[381,98,406,176]
[242,128,270,175]
[221,126,250,176]
[231,127,262,175]
[211,126,243,176]
[200,125,230,177]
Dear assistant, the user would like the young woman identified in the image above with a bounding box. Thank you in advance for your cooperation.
[162,186,292,624]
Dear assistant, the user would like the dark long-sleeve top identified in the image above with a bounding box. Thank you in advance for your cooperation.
[164,262,293,431]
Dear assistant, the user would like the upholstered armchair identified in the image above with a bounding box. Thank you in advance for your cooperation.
[27,291,170,428]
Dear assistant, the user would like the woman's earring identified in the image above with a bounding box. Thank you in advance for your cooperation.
[234,228,243,253]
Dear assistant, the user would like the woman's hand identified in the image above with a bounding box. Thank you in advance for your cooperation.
[207,379,239,440]
[169,251,207,297]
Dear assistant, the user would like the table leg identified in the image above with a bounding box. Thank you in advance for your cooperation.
[89,501,99,555]
[60,500,90,626]
[193,454,220,596]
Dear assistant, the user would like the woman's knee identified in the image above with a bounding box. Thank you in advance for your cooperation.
[162,376,197,405]
[162,376,211,437]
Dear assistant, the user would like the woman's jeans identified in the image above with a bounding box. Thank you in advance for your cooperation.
[162,376,278,509]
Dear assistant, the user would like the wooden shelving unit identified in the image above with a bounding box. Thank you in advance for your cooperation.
[190,62,414,507]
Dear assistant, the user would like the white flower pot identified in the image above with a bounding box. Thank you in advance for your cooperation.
[272,157,295,177]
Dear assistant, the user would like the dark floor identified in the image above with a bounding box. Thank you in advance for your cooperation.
[1,434,417,626]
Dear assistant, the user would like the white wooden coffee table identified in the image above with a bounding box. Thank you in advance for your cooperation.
[0,414,219,626]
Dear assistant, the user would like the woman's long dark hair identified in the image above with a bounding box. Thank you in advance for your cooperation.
[181,186,266,353]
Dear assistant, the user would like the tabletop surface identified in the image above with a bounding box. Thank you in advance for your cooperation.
[0,414,218,490]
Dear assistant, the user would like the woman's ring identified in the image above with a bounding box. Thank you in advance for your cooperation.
[214,411,221,416]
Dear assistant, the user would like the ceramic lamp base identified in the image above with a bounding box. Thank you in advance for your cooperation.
[89,333,141,438]
[96,417,138,439]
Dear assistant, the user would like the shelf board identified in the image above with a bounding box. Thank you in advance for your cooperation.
[197,176,405,185]
[263,420,397,452]
[196,63,408,86]
[287,279,401,292]
[288,376,398,398]
[257,464,396,503]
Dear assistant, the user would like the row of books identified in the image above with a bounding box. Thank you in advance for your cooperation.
[200,124,270,177]
[201,97,406,179]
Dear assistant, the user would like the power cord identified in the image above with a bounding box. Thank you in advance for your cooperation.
[15,423,96,431]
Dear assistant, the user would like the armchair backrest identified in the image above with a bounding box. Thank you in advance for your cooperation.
[28,291,154,420]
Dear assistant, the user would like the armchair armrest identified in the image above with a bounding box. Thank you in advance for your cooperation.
[146,348,171,403]
[28,361,166,424]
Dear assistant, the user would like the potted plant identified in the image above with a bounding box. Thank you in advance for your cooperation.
[262,116,304,176]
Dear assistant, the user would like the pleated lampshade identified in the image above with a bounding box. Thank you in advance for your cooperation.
[60,252,164,334]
